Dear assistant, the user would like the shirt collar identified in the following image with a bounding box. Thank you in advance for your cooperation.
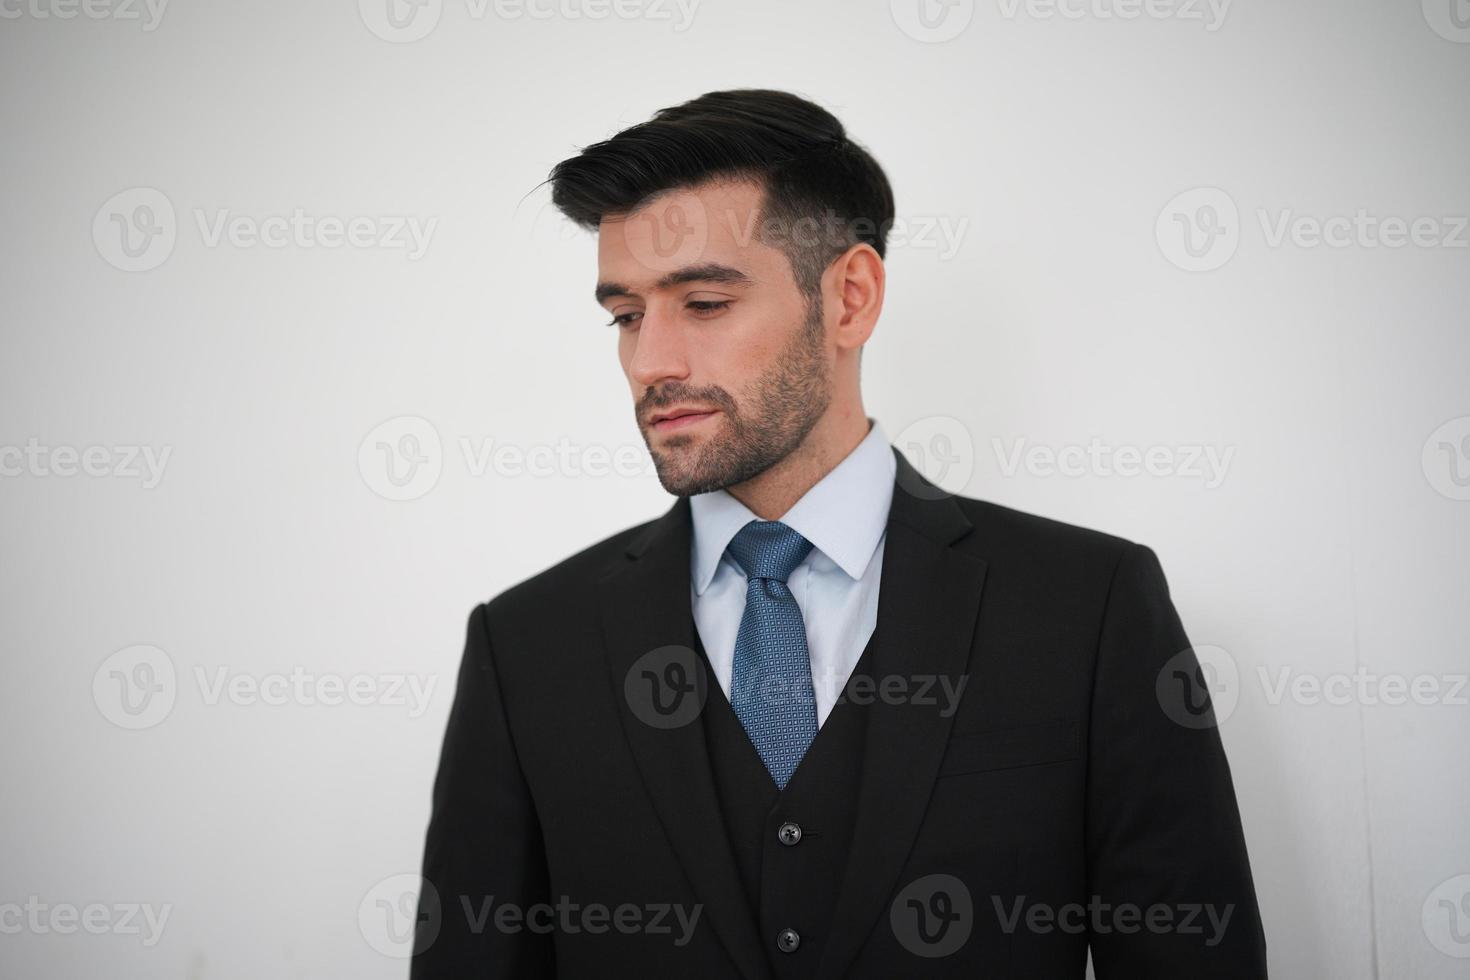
[689,418,896,596]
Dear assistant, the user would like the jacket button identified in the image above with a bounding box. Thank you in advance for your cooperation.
[776,927,801,953]
[777,821,803,846]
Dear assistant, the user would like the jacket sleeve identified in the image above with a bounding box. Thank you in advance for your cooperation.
[1086,543,1268,978]
[410,602,556,978]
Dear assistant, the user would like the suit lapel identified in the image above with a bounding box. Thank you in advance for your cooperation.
[597,497,774,980]
[815,448,989,980]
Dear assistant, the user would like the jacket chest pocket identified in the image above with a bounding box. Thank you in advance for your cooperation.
[937,719,1081,777]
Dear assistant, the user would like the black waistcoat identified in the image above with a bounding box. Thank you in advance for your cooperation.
[692,621,879,978]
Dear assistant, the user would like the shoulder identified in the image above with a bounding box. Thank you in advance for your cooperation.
[476,504,672,623]
[953,494,1146,563]
[935,493,1173,610]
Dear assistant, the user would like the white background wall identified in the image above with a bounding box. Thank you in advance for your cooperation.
[1,1,1467,977]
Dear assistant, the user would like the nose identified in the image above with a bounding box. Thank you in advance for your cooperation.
[626,304,691,389]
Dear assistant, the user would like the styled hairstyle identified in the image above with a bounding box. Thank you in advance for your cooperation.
[546,88,895,303]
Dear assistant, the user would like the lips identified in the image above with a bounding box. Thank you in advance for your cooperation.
[649,407,719,431]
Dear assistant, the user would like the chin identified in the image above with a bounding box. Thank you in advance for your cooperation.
[651,449,726,497]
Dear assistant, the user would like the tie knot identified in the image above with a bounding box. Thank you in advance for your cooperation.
[725,520,814,584]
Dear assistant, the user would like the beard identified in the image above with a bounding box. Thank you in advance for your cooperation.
[637,299,831,497]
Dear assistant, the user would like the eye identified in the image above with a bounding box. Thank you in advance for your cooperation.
[606,311,643,329]
[688,300,732,317]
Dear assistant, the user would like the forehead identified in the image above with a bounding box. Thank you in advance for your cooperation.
[595,178,791,292]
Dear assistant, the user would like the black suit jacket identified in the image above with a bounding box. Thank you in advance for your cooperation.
[411,448,1267,978]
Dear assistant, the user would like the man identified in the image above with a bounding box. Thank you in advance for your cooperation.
[411,88,1267,978]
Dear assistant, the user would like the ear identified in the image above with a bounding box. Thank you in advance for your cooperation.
[826,242,884,353]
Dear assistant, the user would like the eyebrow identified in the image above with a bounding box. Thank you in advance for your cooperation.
[594,263,753,305]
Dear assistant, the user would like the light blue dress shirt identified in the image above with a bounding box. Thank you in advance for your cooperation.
[689,418,895,728]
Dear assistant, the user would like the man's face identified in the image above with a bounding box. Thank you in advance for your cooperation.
[596,179,832,497]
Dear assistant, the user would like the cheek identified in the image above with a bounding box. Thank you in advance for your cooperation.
[724,312,792,377]
[616,331,636,380]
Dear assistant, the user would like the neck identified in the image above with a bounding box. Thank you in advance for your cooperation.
[725,406,872,520]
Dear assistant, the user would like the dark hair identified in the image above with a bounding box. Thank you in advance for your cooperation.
[546,88,895,303]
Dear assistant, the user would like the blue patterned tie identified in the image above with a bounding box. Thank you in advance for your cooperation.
[726,519,818,790]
